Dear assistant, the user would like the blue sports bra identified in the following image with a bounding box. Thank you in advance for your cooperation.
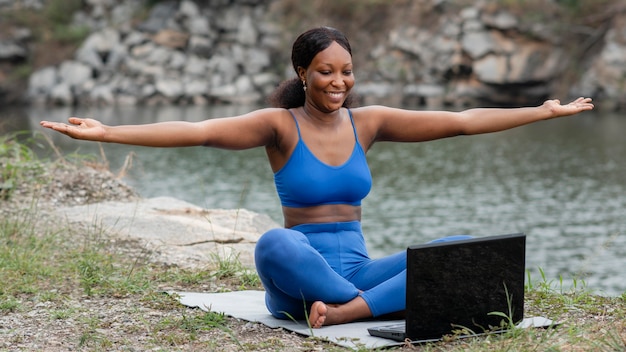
[274,109,372,208]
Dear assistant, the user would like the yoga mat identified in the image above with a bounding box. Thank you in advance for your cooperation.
[172,290,556,349]
[171,290,403,349]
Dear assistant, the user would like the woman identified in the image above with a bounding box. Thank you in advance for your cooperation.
[41,27,594,328]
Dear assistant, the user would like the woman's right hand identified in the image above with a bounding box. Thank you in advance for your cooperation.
[40,117,107,141]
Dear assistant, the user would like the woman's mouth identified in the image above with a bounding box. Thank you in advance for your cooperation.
[325,91,345,102]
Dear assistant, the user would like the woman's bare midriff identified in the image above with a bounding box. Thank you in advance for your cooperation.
[282,204,362,228]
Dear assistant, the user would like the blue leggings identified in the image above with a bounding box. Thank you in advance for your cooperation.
[254,221,471,319]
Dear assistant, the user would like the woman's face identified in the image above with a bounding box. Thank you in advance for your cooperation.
[299,41,354,113]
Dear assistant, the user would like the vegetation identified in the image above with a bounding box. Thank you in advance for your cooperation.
[0,0,89,72]
[0,1,81,99]
[8,0,89,45]
[0,132,46,199]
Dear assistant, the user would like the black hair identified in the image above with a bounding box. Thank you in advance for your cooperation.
[267,27,356,109]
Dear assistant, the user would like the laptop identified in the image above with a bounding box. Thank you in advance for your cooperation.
[368,233,553,343]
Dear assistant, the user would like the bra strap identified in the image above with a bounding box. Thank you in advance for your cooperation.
[287,109,302,139]
[347,108,360,143]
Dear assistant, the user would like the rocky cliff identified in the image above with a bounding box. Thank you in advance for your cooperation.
[1,0,625,110]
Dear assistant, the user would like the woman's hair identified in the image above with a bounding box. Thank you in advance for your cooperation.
[267,27,356,109]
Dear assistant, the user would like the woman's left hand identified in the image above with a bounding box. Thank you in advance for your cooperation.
[543,97,594,118]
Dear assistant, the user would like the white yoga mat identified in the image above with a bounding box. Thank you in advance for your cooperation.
[172,290,556,350]
[172,290,403,349]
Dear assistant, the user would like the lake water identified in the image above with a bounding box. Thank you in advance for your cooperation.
[3,104,625,296]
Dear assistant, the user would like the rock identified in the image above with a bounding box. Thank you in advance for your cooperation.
[110,2,138,27]
[187,35,214,57]
[187,16,211,36]
[145,46,171,65]
[54,197,281,268]
[12,0,626,109]
[0,40,27,62]
[76,28,121,69]
[58,61,92,87]
[508,43,564,82]
[168,50,187,69]
[28,67,57,95]
[49,83,73,105]
[179,0,200,18]
[155,78,184,98]
[461,31,495,59]
[241,47,270,75]
[575,14,626,110]
[137,1,179,33]
[90,84,115,105]
[473,42,564,85]
[237,15,258,45]
[183,78,209,97]
[152,29,189,49]
[482,10,518,30]
[472,55,503,83]
[183,55,208,76]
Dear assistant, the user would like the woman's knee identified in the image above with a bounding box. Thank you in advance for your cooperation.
[256,229,283,262]
[256,228,284,251]
[255,228,307,267]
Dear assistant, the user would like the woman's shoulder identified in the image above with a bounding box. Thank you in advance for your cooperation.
[348,105,399,126]
[237,107,295,124]
[246,107,293,117]
[349,105,396,117]
[247,107,298,133]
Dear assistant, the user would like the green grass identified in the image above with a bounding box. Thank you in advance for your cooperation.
[0,133,46,199]
[1,0,89,46]
[0,201,268,349]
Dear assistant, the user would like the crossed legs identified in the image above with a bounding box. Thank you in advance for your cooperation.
[254,223,403,327]
[254,223,470,328]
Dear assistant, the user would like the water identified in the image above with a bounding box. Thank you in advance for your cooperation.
[3,104,625,296]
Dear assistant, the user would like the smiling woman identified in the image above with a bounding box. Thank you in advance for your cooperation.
[39,26,594,330]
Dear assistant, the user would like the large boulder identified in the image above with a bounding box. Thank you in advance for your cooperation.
[55,196,281,269]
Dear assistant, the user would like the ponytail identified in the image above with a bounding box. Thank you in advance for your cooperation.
[267,78,304,109]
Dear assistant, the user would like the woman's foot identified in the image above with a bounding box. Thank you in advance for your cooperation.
[307,296,372,328]
[308,301,328,328]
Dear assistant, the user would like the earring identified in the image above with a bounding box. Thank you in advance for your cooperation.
[302,80,307,92]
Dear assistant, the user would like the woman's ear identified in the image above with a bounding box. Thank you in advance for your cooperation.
[297,66,306,81]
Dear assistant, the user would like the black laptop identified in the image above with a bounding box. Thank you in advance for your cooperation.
[368,233,552,343]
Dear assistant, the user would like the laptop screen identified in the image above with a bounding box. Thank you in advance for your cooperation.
[406,233,526,340]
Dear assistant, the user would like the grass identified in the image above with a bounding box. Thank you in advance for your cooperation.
[0,0,91,78]
[0,132,46,199]
[3,0,88,44]
[0,200,267,349]
[1,136,625,350]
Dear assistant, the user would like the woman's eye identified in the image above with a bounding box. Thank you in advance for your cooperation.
[344,70,353,75]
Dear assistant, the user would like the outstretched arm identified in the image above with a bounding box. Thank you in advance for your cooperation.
[361,97,594,143]
[457,97,594,135]
[40,108,281,149]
